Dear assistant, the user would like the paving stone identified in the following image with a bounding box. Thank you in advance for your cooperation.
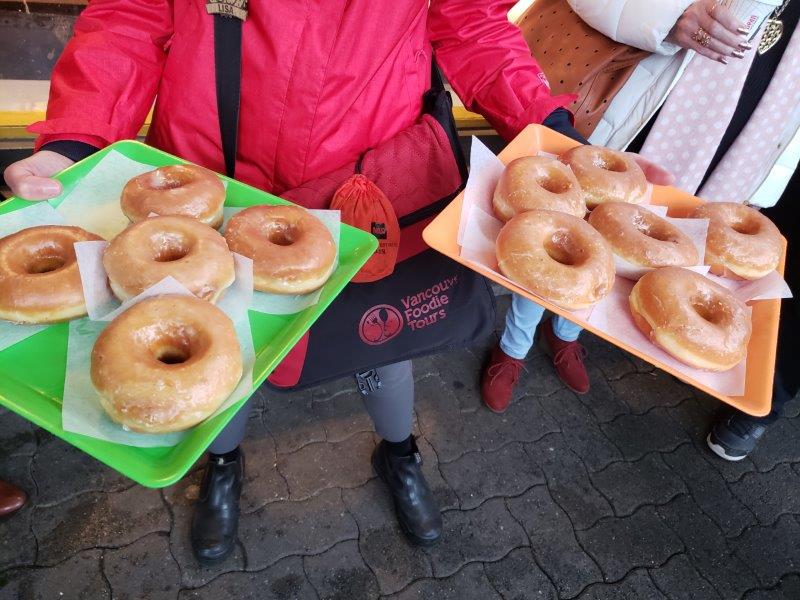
[577,506,683,582]
[0,408,36,457]
[103,532,180,600]
[731,463,800,525]
[516,350,569,401]
[655,495,759,599]
[426,347,485,411]
[278,432,374,500]
[161,473,246,588]
[583,333,637,382]
[609,372,691,414]
[483,547,558,600]
[577,569,665,600]
[507,486,602,598]
[238,487,358,571]
[415,435,460,511]
[589,453,686,517]
[661,443,756,537]
[665,396,716,446]
[262,389,326,454]
[240,414,290,514]
[743,574,800,600]
[33,485,169,565]
[342,479,432,596]
[439,442,544,510]
[385,563,500,600]
[749,419,800,472]
[303,539,379,600]
[731,515,800,588]
[311,388,375,443]
[578,364,631,424]
[425,497,528,578]
[31,432,130,506]
[178,556,317,600]
[0,550,109,600]
[525,434,613,530]
[0,502,35,570]
[600,408,689,462]
[648,553,722,600]
[540,389,622,472]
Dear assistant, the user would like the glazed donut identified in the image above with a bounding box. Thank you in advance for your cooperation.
[496,209,615,310]
[629,267,751,371]
[121,164,226,229]
[492,155,586,221]
[0,225,103,324]
[559,145,649,208]
[224,205,336,294]
[588,202,699,268]
[91,295,243,433]
[103,216,235,303]
[691,202,782,280]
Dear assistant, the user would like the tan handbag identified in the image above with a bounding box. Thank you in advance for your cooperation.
[517,0,651,139]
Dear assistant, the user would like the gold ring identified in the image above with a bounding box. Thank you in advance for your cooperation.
[692,27,712,47]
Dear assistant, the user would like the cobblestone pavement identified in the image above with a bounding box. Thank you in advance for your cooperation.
[1,297,799,599]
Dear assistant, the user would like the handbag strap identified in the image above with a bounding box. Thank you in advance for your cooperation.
[213,15,244,178]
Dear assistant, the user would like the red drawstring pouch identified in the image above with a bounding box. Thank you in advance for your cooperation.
[330,160,401,283]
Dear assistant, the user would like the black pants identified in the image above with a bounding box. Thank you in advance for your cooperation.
[740,167,800,425]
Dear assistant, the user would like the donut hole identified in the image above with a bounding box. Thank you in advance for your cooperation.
[545,230,583,266]
[633,217,673,243]
[266,221,296,246]
[731,217,759,235]
[152,232,191,262]
[692,297,727,325]
[25,254,67,274]
[149,170,185,191]
[537,172,572,194]
[155,344,190,365]
[593,153,627,173]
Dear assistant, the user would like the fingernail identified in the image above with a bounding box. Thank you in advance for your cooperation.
[719,57,729,64]
[737,26,750,34]
[732,50,745,58]
[739,42,753,50]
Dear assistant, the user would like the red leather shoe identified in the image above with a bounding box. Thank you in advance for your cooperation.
[541,319,590,394]
[0,479,26,518]
[481,344,526,413]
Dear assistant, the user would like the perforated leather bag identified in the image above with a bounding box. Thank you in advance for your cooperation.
[517,0,650,139]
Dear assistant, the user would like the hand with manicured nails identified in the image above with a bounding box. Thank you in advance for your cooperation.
[629,153,676,187]
[3,151,74,201]
[668,0,752,63]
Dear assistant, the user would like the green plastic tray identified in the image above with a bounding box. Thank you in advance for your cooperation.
[0,140,377,488]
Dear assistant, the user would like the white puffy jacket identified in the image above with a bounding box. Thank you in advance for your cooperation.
[561,0,800,206]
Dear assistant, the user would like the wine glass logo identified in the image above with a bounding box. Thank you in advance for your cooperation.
[358,304,404,345]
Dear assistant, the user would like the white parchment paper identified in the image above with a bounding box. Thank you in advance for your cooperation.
[0,203,68,351]
[222,207,341,315]
[61,277,256,448]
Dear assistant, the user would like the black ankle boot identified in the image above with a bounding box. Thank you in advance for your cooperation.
[191,448,244,565]
[372,437,442,546]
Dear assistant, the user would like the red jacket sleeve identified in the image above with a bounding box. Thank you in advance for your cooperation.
[428,0,574,142]
[29,0,173,151]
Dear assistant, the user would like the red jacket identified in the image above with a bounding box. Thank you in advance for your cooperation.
[32,0,568,194]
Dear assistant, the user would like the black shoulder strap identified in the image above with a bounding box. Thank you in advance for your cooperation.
[430,60,446,92]
[213,15,244,178]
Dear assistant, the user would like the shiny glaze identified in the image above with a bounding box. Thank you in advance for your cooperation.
[91,295,243,433]
[560,146,648,208]
[496,209,615,310]
[492,155,586,222]
[103,216,235,302]
[0,225,103,323]
[629,267,751,371]
[121,164,226,229]
[224,205,336,294]
[691,202,782,280]
[588,202,698,268]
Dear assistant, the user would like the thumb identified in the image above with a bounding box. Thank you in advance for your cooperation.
[16,176,63,201]
[628,154,675,187]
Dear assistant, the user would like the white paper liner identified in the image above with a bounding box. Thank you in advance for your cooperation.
[721,0,781,40]
[222,207,341,315]
[61,277,256,448]
[74,239,254,324]
[458,138,791,397]
[0,203,68,351]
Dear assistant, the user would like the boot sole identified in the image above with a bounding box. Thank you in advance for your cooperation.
[371,451,442,547]
[706,433,748,462]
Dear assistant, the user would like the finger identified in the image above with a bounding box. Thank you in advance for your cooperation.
[15,176,63,201]
[705,34,742,59]
[630,155,675,187]
[700,11,749,49]
[682,33,728,63]
[709,3,747,35]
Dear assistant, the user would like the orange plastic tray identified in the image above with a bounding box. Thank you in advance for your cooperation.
[423,125,786,416]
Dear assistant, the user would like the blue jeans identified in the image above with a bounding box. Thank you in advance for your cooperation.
[499,294,583,360]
